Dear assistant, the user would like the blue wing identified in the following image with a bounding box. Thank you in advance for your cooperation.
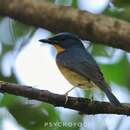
[56,46,104,85]
[56,46,121,106]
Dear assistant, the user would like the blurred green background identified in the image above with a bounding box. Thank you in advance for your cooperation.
[0,0,130,130]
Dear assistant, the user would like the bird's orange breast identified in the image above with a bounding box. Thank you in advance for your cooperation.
[54,44,95,89]
[57,64,95,89]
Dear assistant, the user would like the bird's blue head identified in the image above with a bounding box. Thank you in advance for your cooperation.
[39,32,83,50]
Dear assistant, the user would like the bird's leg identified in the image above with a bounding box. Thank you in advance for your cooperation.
[64,86,76,95]
[64,86,76,104]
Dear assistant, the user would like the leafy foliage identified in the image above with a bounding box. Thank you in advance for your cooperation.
[0,0,129,130]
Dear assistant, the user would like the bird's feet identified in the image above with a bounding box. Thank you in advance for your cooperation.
[64,86,76,104]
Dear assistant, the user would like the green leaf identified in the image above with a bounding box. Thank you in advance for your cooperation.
[8,101,61,130]
[91,44,109,57]
[72,0,78,8]
[0,94,19,107]
[100,55,129,88]
[12,20,34,40]
[113,0,130,7]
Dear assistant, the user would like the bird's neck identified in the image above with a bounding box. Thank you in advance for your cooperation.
[54,44,65,53]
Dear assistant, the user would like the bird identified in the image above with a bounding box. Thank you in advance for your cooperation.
[39,32,121,106]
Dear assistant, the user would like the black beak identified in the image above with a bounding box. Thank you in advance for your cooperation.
[39,39,54,44]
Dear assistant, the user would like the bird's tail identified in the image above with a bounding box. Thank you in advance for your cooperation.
[97,81,121,107]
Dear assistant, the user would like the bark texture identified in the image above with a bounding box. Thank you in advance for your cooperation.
[0,81,130,115]
[0,0,130,51]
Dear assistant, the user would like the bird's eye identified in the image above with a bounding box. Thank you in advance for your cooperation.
[60,37,66,41]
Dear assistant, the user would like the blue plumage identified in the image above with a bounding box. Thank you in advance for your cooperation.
[39,32,121,106]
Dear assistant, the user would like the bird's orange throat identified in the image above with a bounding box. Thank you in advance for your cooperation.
[54,44,64,53]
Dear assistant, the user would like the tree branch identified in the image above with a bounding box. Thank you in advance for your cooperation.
[0,0,130,52]
[0,81,130,115]
[0,1,130,115]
